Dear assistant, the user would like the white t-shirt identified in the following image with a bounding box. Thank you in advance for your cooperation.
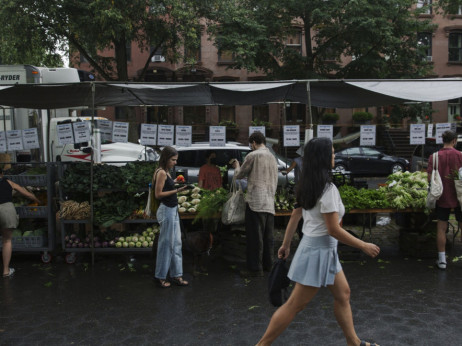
[302,183,345,237]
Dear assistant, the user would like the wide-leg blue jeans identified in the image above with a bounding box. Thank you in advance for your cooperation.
[155,203,183,279]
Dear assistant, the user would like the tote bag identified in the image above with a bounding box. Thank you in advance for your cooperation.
[426,153,443,209]
[221,176,246,225]
[144,169,161,218]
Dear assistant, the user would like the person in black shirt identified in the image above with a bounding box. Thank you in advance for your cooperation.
[153,147,189,288]
[0,164,40,277]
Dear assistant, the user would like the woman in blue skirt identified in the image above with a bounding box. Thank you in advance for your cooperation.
[257,138,380,346]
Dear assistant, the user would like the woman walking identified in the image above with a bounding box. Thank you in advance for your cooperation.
[1,163,41,277]
[154,146,189,288]
[257,138,380,346]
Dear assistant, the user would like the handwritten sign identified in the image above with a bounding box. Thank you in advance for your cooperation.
[96,120,113,142]
[73,122,91,144]
[249,126,266,137]
[6,130,23,151]
[176,126,192,147]
[360,125,376,146]
[435,123,451,144]
[410,124,425,145]
[157,125,174,146]
[210,126,226,147]
[57,123,75,145]
[112,122,129,143]
[317,125,333,140]
[0,131,6,152]
[22,128,40,150]
[283,125,300,147]
[140,124,157,146]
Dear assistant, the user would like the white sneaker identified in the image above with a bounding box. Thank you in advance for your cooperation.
[436,260,447,270]
[3,267,15,277]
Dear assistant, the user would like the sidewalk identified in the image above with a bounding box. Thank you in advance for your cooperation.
[1,218,462,345]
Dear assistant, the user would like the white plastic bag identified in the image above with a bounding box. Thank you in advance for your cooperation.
[221,177,246,225]
[426,153,443,209]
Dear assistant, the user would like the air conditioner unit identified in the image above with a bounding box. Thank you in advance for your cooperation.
[151,55,165,62]
[426,56,433,62]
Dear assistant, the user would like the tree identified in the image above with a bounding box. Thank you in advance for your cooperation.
[206,0,462,80]
[0,0,205,81]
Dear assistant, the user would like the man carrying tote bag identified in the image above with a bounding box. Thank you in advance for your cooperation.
[427,130,462,270]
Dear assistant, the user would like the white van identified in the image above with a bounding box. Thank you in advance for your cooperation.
[50,117,157,164]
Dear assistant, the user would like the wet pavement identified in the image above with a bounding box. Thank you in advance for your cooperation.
[2,230,462,346]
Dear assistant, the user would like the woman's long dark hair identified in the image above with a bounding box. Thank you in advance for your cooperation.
[158,146,178,170]
[296,137,333,210]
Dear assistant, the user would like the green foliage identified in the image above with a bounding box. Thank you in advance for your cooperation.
[207,0,437,79]
[93,192,139,227]
[219,120,238,128]
[250,118,272,128]
[352,111,373,122]
[0,0,204,81]
[321,113,340,123]
[339,185,390,212]
[194,188,229,222]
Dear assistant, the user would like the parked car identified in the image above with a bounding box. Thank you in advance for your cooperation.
[410,136,462,172]
[334,146,409,176]
[171,142,294,186]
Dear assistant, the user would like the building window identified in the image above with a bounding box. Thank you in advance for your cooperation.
[417,32,432,61]
[219,106,235,123]
[285,104,305,124]
[147,107,168,124]
[150,46,166,62]
[252,105,269,123]
[217,48,234,63]
[449,32,462,62]
[417,0,432,15]
[115,106,128,120]
[183,106,206,126]
[285,29,302,55]
[448,98,461,119]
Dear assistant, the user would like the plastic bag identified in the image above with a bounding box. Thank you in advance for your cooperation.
[221,177,246,225]
[426,153,443,209]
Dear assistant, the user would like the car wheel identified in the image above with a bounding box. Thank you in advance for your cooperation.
[391,163,404,173]
[334,164,347,174]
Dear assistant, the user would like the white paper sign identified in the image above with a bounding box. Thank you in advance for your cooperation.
[176,126,192,147]
[0,131,7,152]
[57,123,75,145]
[96,120,113,142]
[427,123,433,138]
[360,125,376,146]
[22,128,40,150]
[283,125,300,147]
[140,124,158,146]
[249,126,266,136]
[6,130,24,151]
[435,123,451,144]
[209,126,226,147]
[410,124,426,145]
[112,122,129,143]
[73,122,91,144]
[157,125,175,146]
[317,125,333,140]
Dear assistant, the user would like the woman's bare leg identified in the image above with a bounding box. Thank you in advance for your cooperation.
[328,270,361,346]
[257,283,319,345]
[2,229,12,275]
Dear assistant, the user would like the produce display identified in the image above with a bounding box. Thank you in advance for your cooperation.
[339,171,428,211]
[58,200,91,220]
[64,224,159,249]
[274,187,296,211]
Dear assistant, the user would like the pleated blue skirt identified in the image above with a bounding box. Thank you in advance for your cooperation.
[288,235,342,288]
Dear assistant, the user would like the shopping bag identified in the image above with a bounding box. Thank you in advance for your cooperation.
[221,177,246,225]
[268,259,291,307]
[145,169,161,218]
[454,179,462,210]
[426,153,443,209]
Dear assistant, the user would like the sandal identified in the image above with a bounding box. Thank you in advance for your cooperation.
[3,268,15,278]
[158,279,171,288]
[360,340,379,346]
[171,277,189,286]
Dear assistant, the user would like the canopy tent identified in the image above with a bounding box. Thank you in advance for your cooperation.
[0,78,462,109]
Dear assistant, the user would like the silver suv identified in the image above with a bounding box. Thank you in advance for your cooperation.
[171,142,294,186]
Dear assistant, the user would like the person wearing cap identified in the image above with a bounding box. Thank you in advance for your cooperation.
[0,163,41,277]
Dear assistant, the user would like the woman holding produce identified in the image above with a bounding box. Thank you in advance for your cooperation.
[256,138,380,346]
[0,163,41,277]
[153,146,189,288]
